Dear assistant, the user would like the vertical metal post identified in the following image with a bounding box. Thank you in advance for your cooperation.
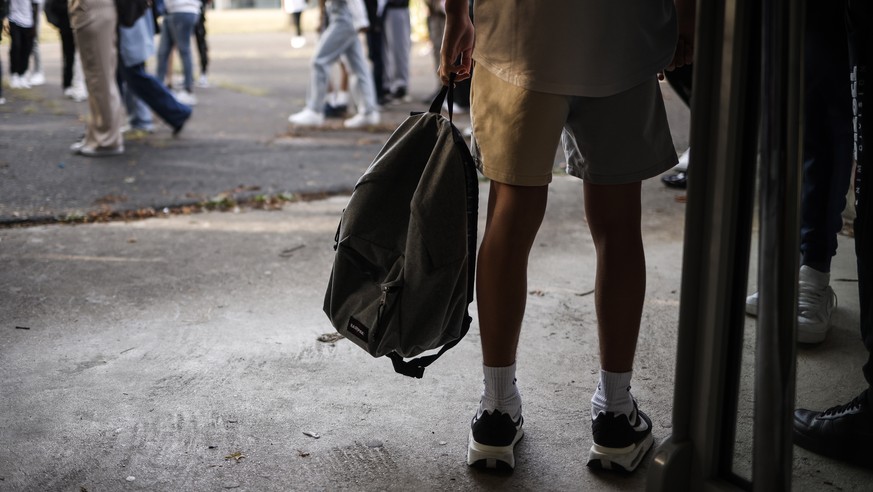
[753,0,804,490]
[647,0,760,488]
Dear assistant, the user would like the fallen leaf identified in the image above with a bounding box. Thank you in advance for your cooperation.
[297,450,310,458]
[317,333,344,343]
[224,452,245,462]
[303,431,321,439]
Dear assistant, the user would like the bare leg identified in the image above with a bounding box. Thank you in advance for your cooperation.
[476,181,549,367]
[583,181,645,373]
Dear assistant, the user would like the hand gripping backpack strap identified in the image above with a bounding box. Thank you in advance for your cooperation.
[428,73,457,122]
[389,74,478,379]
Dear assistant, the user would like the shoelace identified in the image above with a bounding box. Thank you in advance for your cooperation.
[797,282,837,316]
[821,393,866,418]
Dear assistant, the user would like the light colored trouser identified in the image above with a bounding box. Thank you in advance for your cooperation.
[382,7,411,93]
[306,12,377,114]
[30,2,42,73]
[69,0,124,148]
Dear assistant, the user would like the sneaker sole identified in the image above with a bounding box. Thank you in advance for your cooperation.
[797,323,829,344]
[586,432,653,473]
[466,428,524,470]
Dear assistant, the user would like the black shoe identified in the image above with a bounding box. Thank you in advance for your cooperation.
[391,86,411,104]
[794,390,873,467]
[661,172,687,189]
[587,400,654,473]
[323,102,348,118]
[467,409,524,470]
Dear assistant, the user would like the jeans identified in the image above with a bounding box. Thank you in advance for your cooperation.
[306,8,377,114]
[156,12,198,92]
[119,61,192,130]
[799,1,855,274]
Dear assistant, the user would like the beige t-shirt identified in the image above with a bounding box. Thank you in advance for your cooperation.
[473,0,677,97]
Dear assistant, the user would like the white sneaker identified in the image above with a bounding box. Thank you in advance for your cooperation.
[65,85,88,102]
[28,71,46,86]
[673,148,690,172]
[745,291,760,316]
[343,111,380,129]
[745,265,837,344]
[174,90,198,106]
[0,97,6,105]
[197,74,209,88]
[288,108,324,127]
[797,265,836,343]
[10,74,22,89]
[291,36,306,49]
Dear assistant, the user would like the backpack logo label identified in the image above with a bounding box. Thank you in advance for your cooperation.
[347,317,370,343]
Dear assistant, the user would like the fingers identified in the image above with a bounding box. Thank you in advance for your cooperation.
[439,50,472,85]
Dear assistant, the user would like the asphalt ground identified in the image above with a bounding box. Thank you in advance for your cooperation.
[1,11,872,491]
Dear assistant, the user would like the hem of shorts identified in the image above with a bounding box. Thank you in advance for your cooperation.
[566,153,679,185]
[479,164,553,187]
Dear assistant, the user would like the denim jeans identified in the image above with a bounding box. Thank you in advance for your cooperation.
[156,12,198,92]
[120,61,192,130]
[306,4,377,114]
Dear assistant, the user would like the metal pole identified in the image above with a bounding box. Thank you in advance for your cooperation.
[753,0,804,489]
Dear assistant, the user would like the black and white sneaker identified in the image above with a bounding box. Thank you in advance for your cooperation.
[587,400,654,473]
[467,409,524,470]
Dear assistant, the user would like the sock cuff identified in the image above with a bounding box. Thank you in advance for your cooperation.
[483,363,517,400]
[600,369,632,396]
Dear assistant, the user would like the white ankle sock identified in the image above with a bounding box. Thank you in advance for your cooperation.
[479,363,522,421]
[591,369,634,418]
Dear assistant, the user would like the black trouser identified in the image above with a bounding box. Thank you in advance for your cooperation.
[847,0,873,392]
[194,8,208,75]
[9,22,35,76]
[60,25,76,88]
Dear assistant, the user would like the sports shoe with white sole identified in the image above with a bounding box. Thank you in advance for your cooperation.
[288,108,325,127]
[343,111,380,129]
[174,90,198,106]
[745,265,837,343]
[587,400,653,473]
[467,409,524,470]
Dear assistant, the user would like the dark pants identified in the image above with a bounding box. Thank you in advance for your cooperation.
[364,0,385,100]
[9,22,35,76]
[194,8,208,75]
[119,61,192,130]
[847,0,873,391]
[60,25,76,89]
[800,1,855,274]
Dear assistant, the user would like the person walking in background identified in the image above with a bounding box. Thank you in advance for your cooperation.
[362,0,386,104]
[43,0,88,101]
[7,0,36,89]
[287,0,380,129]
[68,0,124,156]
[439,0,693,473]
[26,0,45,85]
[285,0,307,48]
[380,0,409,102]
[118,7,192,135]
[193,0,209,87]
[156,0,201,106]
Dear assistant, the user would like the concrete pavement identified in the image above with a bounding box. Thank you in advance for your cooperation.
[1,15,871,491]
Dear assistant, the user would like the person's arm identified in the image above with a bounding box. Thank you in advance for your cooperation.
[438,0,473,85]
[667,0,695,71]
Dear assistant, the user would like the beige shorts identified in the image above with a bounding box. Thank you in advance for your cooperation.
[470,65,678,186]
